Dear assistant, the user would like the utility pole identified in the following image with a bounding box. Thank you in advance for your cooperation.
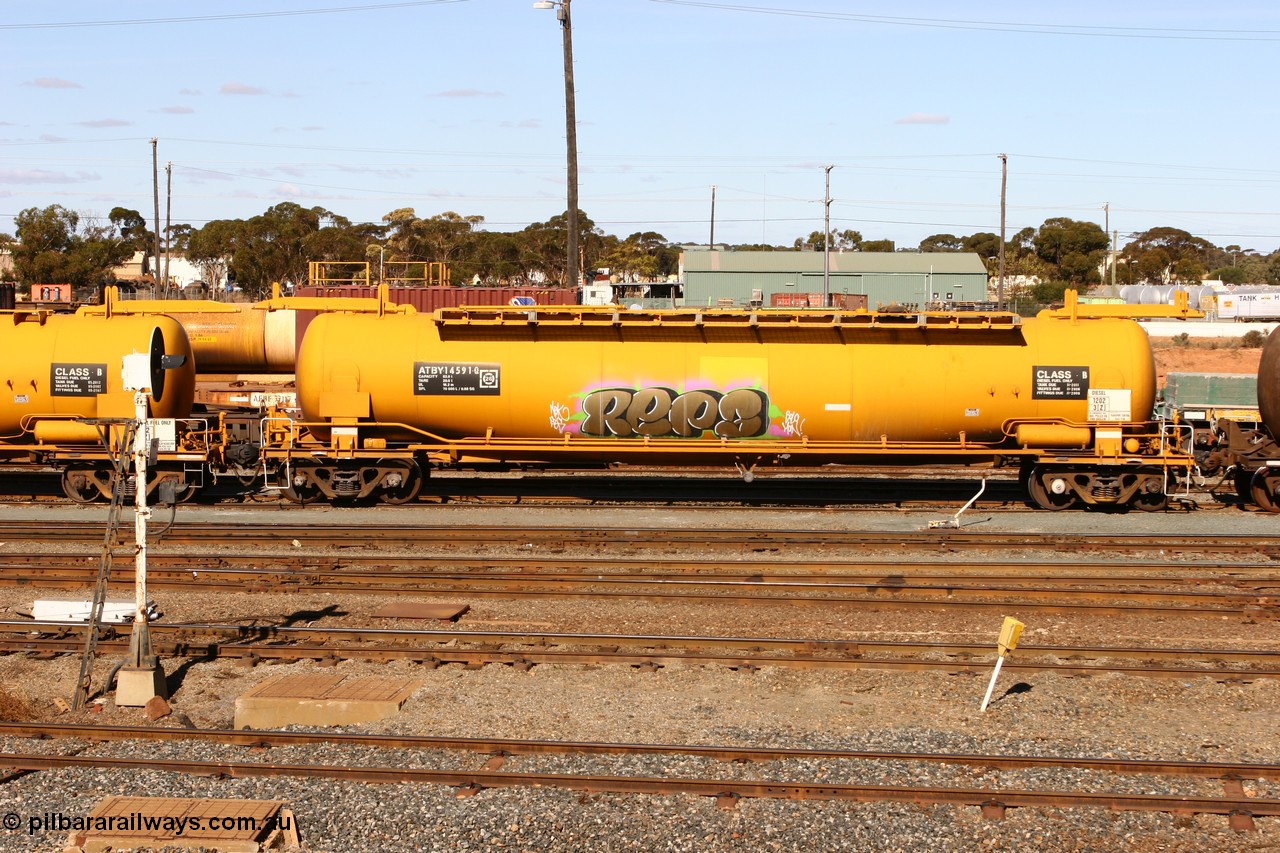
[151,139,161,295]
[823,165,833,308]
[533,1,578,289]
[1103,202,1113,289]
[164,162,173,299]
[709,184,716,250]
[997,154,1007,309]
[1113,230,1119,288]
[561,0,578,291]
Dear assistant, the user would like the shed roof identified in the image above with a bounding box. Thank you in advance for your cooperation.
[682,250,986,275]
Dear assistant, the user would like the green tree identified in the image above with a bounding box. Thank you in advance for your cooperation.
[1030,280,1071,304]
[1032,218,1108,284]
[108,207,152,271]
[233,203,340,297]
[471,230,524,284]
[597,231,681,282]
[918,233,964,252]
[1120,227,1214,284]
[11,205,135,288]
[793,228,862,251]
[1209,266,1249,285]
[519,209,600,286]
[185,219,240,292]
[860,239,895,252]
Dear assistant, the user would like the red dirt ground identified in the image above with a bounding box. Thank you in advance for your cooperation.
[1150,342,1261,388]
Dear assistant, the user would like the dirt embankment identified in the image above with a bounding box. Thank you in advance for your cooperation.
[1149,341,1261,388]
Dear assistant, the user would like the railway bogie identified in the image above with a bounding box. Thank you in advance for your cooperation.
[279,458,423,504]
[1197,326,1280,511]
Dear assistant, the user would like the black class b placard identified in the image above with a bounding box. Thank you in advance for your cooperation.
[1031,366,1089,400]
[50,363,107,396]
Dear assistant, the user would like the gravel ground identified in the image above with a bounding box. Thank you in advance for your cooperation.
[0,502,1277,852]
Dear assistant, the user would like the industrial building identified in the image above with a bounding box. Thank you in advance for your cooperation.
[681,249,990,310]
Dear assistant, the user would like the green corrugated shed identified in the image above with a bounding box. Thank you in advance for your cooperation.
[681,250,989,309]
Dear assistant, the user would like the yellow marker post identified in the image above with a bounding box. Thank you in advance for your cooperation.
[980,617,1025,713]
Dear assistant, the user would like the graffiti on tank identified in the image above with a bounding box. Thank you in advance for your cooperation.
[781,410,807,439]
[548,402,571,432]
[562,386,771,439]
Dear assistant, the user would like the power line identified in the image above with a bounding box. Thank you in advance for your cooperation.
[648,1,1280,41]
[0,1,465,30]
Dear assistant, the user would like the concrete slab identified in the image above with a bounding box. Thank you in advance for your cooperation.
[234,673,420,729]
[68,795,297,852]
[32,599,158,623]
[115,665,168,707]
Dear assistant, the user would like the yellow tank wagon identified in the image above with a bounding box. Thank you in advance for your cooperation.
[0,308,206,501]
[269,302,1194,509]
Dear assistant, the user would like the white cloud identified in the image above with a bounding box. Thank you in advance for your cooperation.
[0,168,98,185]
[434,89,502,98]
[894,113,950,125]
[29,78,81,89]
[77,118,131,128]
[221,82,267,96]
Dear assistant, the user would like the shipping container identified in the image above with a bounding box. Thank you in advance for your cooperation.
[293,285,580,344]
[1158,372,1261,426]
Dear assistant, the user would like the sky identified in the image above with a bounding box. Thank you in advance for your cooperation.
[3,1,1280,254]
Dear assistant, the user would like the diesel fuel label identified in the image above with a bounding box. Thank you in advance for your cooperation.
[1032,366,1089,400]
[413,362,501,396]
[50,363,107,396]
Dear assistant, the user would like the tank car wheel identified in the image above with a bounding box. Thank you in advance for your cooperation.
[1026,467,1077,511]
[1250,470,1280,513]
[1131,492,1169,512]
[61,467,106,504]
[282,467,321,505]
[381,462,423,505]
[283,483,320,505]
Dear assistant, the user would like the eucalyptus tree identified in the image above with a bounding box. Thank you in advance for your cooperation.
[10,204,135,288]
[1032,218,1109,285]
[1120,227,1215,284]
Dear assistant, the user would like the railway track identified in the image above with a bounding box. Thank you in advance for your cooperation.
[3,519,1280,557]
[3,621,1274,679]
[2,557,1274,617]
[0,722,1274,827]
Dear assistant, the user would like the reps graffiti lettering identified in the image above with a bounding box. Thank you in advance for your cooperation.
[580,387,770,438]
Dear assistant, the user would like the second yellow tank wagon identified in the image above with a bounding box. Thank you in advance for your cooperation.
[265,298,1195,509]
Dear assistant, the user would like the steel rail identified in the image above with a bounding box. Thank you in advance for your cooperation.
[1,752,1276,818]
[6,551,1280,584]
[9,620,1277,664]
[2,562,1270,606]
[0,568,1263,616]
[3,632,1275,679]
[2,721,1277,781]
[1,520,1279,554]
